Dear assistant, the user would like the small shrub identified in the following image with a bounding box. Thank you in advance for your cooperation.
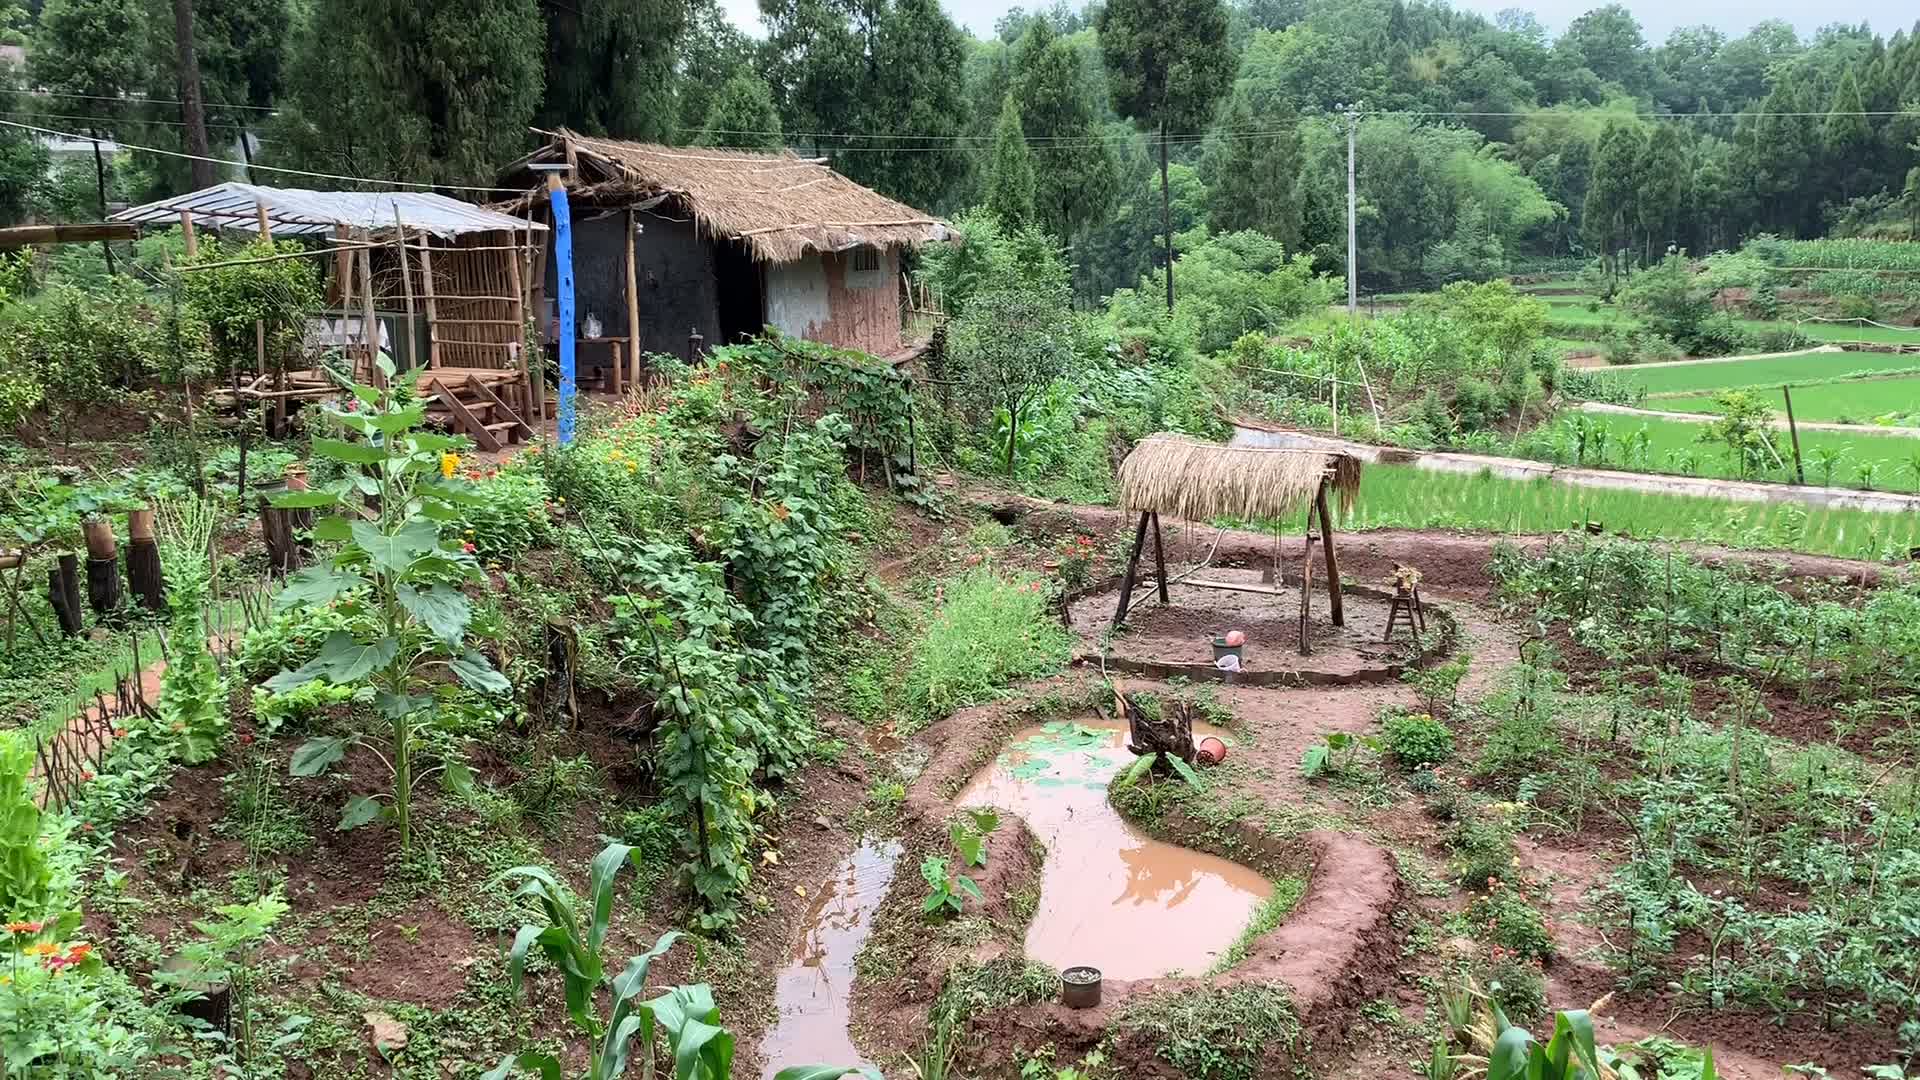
[1465,886,1553,962]
[1486,956,1548,1023]
[450,467,554,562]
[1408,769,1439,795]
[1448,811,1517,889]
[1383,712,1454,771]
[904,569,1072,724]
[1122,983,1303,1080]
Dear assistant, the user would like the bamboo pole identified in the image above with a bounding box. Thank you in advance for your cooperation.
[392,205,419,373]
[419,239,441,369]
[357,230,381,385]
[625,209,642,387]
[179,211,197,258]
[505,231,532,421]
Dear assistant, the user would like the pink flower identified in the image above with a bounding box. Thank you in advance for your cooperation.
[462,541,477,553]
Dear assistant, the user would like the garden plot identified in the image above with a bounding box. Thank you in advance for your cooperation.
[1064,567,1447,684]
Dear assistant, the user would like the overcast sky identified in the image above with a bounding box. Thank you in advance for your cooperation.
[716,0,1913,44]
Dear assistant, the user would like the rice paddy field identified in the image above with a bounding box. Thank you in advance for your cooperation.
[1344,462,1920,558]
[1540,411,1920,490]
[1600,351,1920,395]
[1661,374,1920,423]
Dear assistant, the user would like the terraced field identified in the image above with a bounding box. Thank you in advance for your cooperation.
[1662,374,1920,423]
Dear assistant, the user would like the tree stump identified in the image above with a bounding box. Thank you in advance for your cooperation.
[82,518,123,619]
[540,617,580,727]
[125,508,167,612]
[1118,689,1195,770]
[48,554,84,636]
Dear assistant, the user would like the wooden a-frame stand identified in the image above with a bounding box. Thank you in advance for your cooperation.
[1111,475,1346,656]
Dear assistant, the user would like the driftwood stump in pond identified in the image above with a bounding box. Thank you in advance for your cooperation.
[1118,689,1195,771]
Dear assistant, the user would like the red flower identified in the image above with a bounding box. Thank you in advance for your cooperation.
[462,541,477,553]
[239,732,255,746]
[112,728,127,738]
[79,770,93,782]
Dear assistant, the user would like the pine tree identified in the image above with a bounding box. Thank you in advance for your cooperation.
[1824,68,1873,198]
[1635,123,1687,262]
[1099,0,1233,307]
[273,0,543,187]
[1204,87,1301,250]
[1583,121,1646,277]
[1009,21,1115,243]
[538,0,686,141]
[695,73,783,150]
[984,95,1036,227]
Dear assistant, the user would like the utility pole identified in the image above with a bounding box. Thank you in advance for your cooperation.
[1342,103,1358,317]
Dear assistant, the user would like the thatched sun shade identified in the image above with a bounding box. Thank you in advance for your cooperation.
[1117,435,1362,524]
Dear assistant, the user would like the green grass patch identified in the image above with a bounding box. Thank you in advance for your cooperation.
[1342,462,1920,560]
[1122,983,1305,1080]
[902,568,1073,727]
[1743,319,1920,345]
[1661,374,1920,424]
[1209,875,1308,974]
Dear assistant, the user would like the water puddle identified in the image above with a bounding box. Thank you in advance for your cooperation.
[958,719,1271,981]
[758,838,903,1079]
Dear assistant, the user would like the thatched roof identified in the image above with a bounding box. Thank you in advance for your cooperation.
[1117,435,1362,523]
[500,130,949,263]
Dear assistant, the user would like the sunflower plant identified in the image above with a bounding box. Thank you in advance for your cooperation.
[264,360,508,852]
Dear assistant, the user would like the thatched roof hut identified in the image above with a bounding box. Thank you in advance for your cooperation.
[1118,435,1363,523]
[499,130,951,370]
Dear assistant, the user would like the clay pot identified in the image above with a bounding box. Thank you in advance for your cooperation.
[1061,966,1102,1009]
[1196,736,1229,765]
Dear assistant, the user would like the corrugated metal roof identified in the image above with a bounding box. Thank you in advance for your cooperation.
[111,182,544,238]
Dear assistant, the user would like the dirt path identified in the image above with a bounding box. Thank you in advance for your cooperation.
[1579,400,1920,437]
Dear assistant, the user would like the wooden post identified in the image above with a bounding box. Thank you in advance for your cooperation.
[179,210,197,258]
[125,508,166,612]
[609,341,624,397]
[358,231,381,385]
[1315,477,1344,628]
[1151,510,1169,605]
[255,200,271,241]
[419,238,441,369]
[333,224,353,308]
[1783,385,1806,485]
[624,208,642,388]
[505,231,532,421]
[1298,530,1314,656]
[392,205,419,373]
[1112,510,1152,629]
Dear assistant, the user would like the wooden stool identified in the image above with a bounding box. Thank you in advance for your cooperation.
[1385,583,1425,644]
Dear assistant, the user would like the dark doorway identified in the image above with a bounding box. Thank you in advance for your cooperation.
[714,240,765,346]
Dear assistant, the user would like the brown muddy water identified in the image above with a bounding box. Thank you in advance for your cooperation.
[757,837,902,1079]
[958,718,1271,981]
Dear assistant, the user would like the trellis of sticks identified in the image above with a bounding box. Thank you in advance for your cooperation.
[28,583,272,811]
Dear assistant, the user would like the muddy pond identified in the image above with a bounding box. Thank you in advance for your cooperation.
[958,718,1271,981]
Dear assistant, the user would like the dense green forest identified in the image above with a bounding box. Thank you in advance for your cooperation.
[1,0,1917,297]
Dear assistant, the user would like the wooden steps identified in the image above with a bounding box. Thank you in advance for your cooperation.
[421,370,534,452]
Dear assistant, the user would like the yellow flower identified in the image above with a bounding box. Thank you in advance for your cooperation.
[22,942,59,957]
[440,452,460,479]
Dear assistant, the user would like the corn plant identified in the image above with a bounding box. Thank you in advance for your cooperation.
[487,841,875,1080]
[264,361,506,851]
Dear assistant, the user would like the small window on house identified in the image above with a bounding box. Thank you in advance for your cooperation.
[851,247,881,273]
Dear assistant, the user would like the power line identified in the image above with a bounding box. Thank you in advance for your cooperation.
[0,117,522,193]
[14,87,279,114]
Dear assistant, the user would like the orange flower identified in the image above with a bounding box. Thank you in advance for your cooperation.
[112,728,127,738]
[4,921,44,935]
[23,942,59,957]
[63,943,92,963]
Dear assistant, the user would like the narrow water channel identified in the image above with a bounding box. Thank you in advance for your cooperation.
[757,838,902,1079]
[958,718,1270,981]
